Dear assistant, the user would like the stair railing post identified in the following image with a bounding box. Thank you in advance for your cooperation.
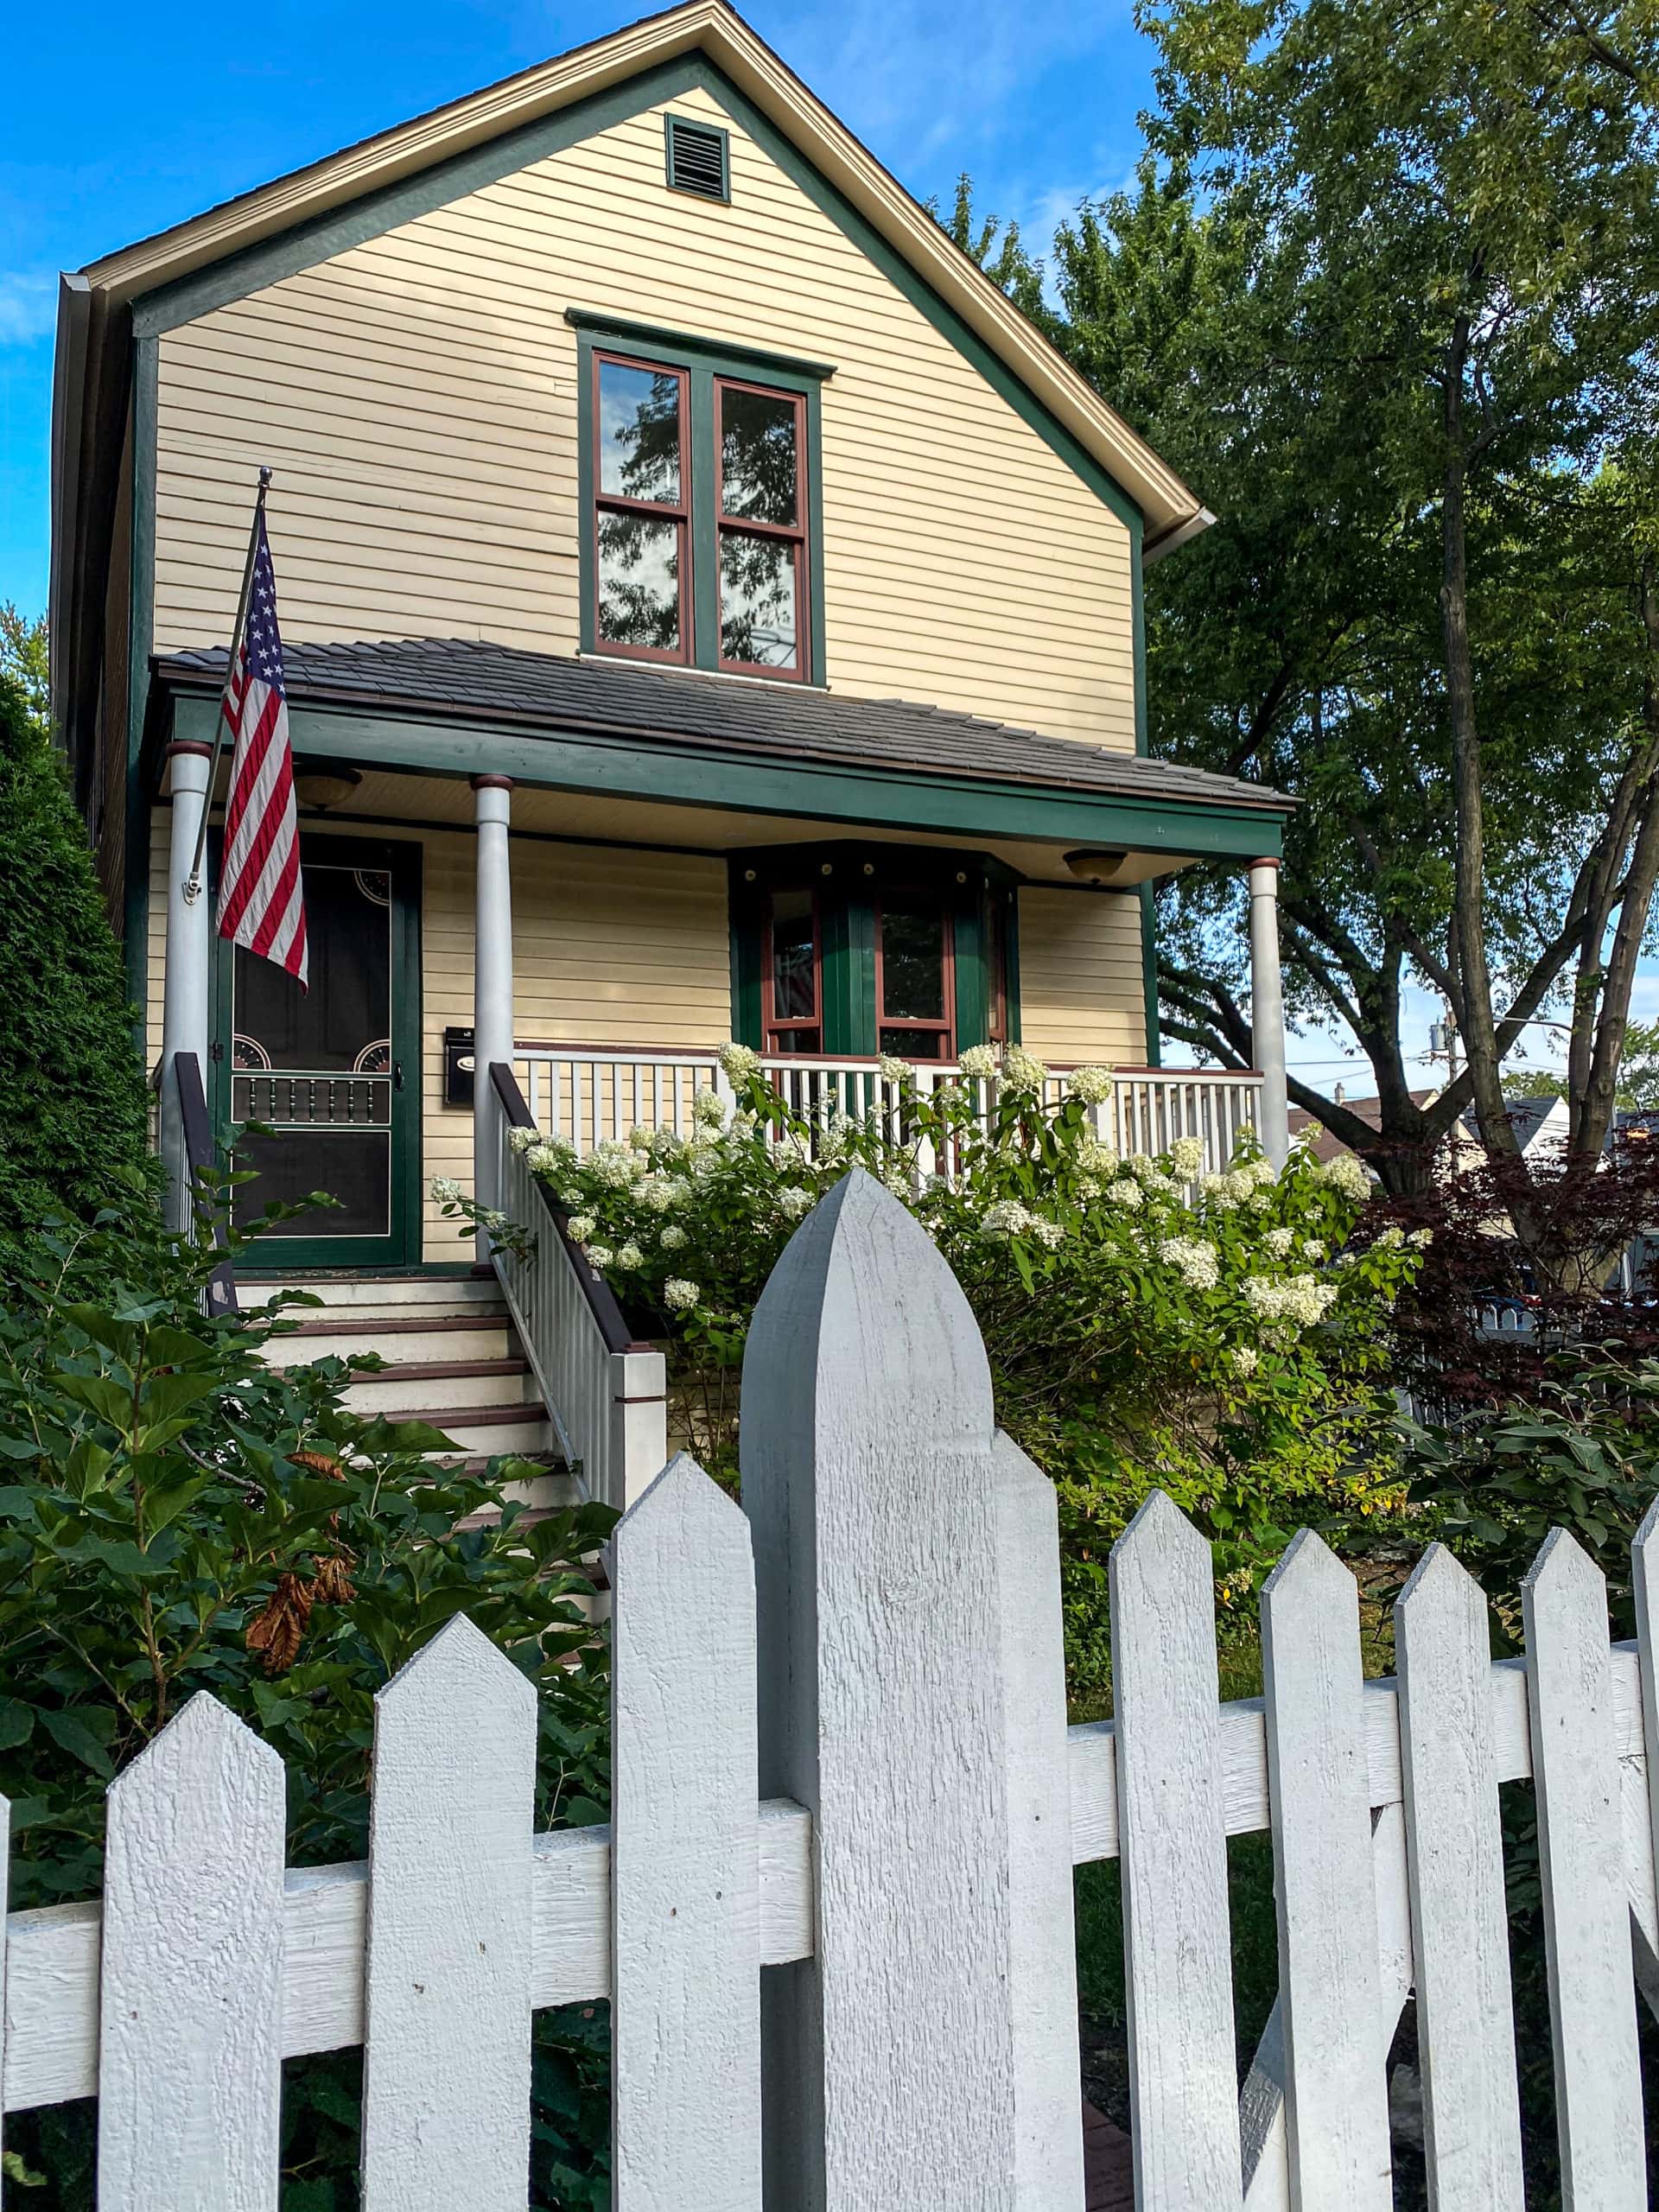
[741,1171,1084,2210]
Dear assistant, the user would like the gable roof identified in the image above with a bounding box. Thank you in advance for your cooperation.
[61,0,1203,537]
[154,637,1289,820]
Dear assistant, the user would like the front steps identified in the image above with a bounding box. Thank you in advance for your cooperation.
[249,1270,578,1513]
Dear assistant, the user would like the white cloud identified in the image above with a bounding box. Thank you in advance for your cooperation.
[0,271,57,346]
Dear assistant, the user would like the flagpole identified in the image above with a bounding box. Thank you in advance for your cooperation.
[182,465,272,906]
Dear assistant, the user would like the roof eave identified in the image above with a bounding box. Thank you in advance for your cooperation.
[75,0,1204,542]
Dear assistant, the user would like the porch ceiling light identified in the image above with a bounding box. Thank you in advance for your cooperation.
[294,765,363,811]
[1065,848,1130,886]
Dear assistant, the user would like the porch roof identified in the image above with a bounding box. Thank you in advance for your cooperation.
[155,636,1291,863]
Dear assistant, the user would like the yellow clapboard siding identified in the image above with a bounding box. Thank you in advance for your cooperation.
[153,79,1136,745]
[1017,888,1147,1065]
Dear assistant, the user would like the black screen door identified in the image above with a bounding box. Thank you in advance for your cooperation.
[221,840,420,1267]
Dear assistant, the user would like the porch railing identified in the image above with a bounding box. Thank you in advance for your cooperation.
[512,1044,1264,1181]
[490,1064,666,1512]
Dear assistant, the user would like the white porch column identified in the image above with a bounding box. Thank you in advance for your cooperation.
[159,740,213,1232]
[473,775,514,1262]
[1249,857,1291,1169]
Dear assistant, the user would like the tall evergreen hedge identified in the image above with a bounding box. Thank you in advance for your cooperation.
[0,671,150,1232]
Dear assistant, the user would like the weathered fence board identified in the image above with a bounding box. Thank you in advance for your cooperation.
[1522,1530,1646,2209]
[97,1694,285,2212]
[1260,1531,1393,2211]
[1395,1544,1524,2211]
[612,1454,761,2211]
[361,1616,537,2211]
[741,1171,1082,2210]
[1109,1492,1240,2210]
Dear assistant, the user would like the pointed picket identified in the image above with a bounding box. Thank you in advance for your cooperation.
[611,1453,761,2212]
[0,1786,10,2174]
[361,1614,537,2211]
[97,1693,285,2211]
[741,1170,1083,2210]
[1109,1492,1241,2209]
[1522,1529,1645,2209]
[1394,1544,1523,2211]
[1259,1529,1392,2212]
[1631,1500,1659,1945]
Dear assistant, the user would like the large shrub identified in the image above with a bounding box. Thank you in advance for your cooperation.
[0,665,149,1234]
[442,1045,1425,1688]
[0,1178,616,2207]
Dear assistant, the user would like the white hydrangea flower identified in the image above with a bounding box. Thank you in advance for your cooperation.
[877,1052,912,1084]
[1409,1226,1434,1249]
[1067,1065,1113,1105]
[1228,1345,1259,1376]
[1031,1217,1065,1249]
[1223,1169,1256,1205]
[566,1213,596,1244]
[1240,1273,1339,1326]
[589,1141,644,1188]
[1320,1153,1372,1201]
[658,1223,689,1251]
[507,1126,538,1156]
[731,1110,759,1139]
[1077,1134,1118,1173]
[982,1199,1035,1238]
[585,1244,614,1271]
[616,1243,645,1269]
[1248,1155,1278,1186]
[1076,1173,1103,1200]
[694,1087,728,1128]
[429,1176,462,1205]
[1127,1154,1159,1183]
[1263,1226,1296,1258]
[1168,1135,1205,1179]
[663,1276,701,1311]
[1140,1169,1179,1198]
[1374,1225,1405,1250]
[957,1044,998,1083]
[1248,1186,1276,1211]
[626,1123,655,1152]
[637,1175,672,1213]
[777,1184,813,1221]
[1158,1235,1220,1290]
[525,1142,564,1178]
[1106,1179,1145,1210]
[718,1041,761,1084]
[1198,1171,1236,1205]
[1002,1045,1049,1093]
[1302,1238,1326,1260]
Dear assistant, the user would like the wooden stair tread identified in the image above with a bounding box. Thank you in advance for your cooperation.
[271,1313,507,1338]
[1082,2100,1133,2210]
[343,1357,528,1384]
[394,1402,550,1427]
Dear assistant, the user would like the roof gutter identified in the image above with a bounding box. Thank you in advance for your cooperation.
[1142,505,1217,570]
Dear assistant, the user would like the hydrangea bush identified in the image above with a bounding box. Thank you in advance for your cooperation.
[440,1044,1425,1685]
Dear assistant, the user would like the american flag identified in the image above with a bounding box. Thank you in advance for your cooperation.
[216,510,307,986]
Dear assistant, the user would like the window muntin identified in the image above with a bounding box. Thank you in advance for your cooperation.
[715,379,806,676]
[877,893,955,1060]
[594,354,690,662]
[764,887,823,1054]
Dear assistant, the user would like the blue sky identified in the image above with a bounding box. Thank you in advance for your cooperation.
[0,0,1578,1089]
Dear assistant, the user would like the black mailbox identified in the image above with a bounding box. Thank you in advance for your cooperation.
[443,1026,475,1108]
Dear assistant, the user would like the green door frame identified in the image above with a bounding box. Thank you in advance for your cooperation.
[211,834,424,1271]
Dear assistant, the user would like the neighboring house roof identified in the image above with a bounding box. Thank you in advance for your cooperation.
[1286,1090,1442,1165]
[52,1,1212,760]
[153,637,1292,817]
[1286,1088,1568,1164]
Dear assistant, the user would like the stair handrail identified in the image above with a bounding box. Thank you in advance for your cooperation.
[488,1063,666,1510]
[172,1052,238,1318]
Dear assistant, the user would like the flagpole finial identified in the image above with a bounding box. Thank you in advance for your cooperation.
[257,464,273,496]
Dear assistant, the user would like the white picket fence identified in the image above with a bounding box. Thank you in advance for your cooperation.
[4,1169,1659,2207]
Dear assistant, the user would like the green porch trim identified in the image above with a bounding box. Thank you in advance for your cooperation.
[1139,881,1161,1068]
[169,693,1285,863]
[1131,515,1148,757]
[572,315,828,685]
[122,334,158,1024]
[128,55,1146,541]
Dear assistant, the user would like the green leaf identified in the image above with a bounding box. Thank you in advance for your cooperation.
[0,1696,35,1750]
[39,1707,117,1778]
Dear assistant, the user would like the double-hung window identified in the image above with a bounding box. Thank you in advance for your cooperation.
[582,322,824,683]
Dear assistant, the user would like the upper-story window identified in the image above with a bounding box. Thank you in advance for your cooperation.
[588,339,817,683]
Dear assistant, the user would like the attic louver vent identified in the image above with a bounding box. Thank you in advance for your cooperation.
[665,115,730,202]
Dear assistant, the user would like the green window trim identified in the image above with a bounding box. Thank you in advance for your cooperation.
[728,842,1020,1060]
[572,313,829,687]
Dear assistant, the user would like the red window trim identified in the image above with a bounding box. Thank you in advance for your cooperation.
[874,894,957,1059]
[714,376,810,683]
[591,351,692,667]
[762,887,823,1055]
